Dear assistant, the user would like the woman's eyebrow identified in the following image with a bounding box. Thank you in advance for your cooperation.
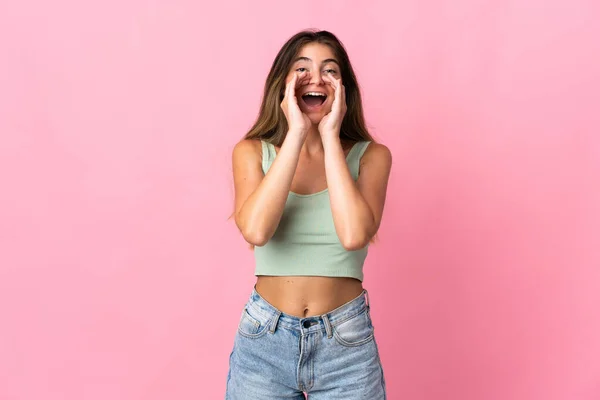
[293,56,340,66]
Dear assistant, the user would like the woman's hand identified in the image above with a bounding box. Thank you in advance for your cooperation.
[280,72,311,138]
[318,75,347,142]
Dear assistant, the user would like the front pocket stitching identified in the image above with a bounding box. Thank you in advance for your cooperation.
[332,329,374,347]
[331,311,375,347]
[237,324,269,339]
[237,310,270,339]
[242,309,260,327]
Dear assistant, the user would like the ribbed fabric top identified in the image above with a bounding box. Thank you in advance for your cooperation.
[254,140,372,281]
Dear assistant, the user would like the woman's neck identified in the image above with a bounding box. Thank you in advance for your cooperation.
[302,128,323,155]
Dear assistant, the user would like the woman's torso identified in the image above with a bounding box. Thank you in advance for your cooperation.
[254,139,364,318]
[255,276,364,318]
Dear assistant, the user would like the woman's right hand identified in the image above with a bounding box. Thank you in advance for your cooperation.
[280,72,311,138]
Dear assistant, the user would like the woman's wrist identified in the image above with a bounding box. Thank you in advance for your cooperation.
[322,135,343,156]
[287,128,308,141]
[282,130,306,151]
[322,133,341,149]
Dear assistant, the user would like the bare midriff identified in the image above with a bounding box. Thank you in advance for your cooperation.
[255,275,364,318]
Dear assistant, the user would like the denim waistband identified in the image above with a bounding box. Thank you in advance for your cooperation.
[246,286,370,334]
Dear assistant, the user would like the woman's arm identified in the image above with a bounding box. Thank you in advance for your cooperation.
[319,75,392,250]
[233,72,310,246]
[323,139,392,250]
[232,135,304,246]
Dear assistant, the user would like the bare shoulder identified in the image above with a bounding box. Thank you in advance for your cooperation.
[361,142,392,167]
[233,138,262,158]
[232,138,262,166]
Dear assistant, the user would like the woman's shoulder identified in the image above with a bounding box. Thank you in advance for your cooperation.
[360,141,392,165]
[232,139,263,164]
[233,138,264,152]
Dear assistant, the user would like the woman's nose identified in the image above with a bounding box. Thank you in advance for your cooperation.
[309,71,324,85]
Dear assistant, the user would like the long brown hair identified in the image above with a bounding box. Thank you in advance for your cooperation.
[244,30,374,145]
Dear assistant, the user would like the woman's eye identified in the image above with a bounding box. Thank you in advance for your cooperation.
[296,67,307,72]
[325,69,337,75]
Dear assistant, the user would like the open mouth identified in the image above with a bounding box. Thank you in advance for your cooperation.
[301,92,327,108]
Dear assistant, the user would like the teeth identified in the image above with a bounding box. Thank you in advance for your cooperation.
[304,92,326,97]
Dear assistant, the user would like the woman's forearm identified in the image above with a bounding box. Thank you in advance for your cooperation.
[323,137,376,250]
[236,133,304,246]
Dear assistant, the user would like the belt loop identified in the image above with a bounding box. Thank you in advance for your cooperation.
[322,314,333,339]
[364,289,370,308]
[268,310,281,334]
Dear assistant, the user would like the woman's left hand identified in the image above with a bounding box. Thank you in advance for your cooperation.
[318,75,347,141]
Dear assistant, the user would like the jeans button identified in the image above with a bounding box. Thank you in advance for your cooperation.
[302,320,311,328]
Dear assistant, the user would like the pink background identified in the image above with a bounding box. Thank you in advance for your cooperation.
[1,1,599,399]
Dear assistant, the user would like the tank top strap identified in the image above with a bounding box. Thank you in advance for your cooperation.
[347,141,372,180]
[261,140,276,174]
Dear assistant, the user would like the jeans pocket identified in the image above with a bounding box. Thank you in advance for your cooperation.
[332,308,374,347]
[237,306,270,339]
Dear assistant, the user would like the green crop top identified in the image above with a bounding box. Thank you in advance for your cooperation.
[254,140,372,282]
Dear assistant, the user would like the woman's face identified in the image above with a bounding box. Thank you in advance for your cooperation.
[285,42,341,125]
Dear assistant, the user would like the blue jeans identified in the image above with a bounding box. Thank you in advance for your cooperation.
[225,287,386,399]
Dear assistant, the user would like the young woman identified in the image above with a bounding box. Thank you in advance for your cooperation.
[226,30,392,399]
